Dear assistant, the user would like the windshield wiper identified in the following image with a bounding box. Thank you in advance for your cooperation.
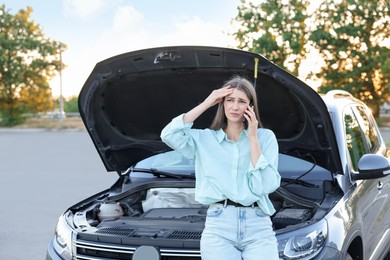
[281,178,319,188]
[131,168,195,179]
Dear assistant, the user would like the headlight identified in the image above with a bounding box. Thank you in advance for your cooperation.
[278,219,327,259]
[52,214,73,260]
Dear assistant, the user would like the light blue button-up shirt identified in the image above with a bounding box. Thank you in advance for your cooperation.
[161,114,281,216]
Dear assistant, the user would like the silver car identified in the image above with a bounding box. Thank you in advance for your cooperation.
[46,46,390,260]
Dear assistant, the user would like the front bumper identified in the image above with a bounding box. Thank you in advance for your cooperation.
[313,246,343,260]
[46,237,342,260]
[46,237,62,260]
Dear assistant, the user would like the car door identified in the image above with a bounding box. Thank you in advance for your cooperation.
[345,105,390,259]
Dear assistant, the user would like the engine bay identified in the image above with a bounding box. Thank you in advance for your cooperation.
[70,153,340,243]
[72,182,337,243]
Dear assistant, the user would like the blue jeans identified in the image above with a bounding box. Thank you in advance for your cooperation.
[200,204,278,260]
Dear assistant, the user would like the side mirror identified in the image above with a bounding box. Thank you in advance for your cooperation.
[353,154,390,181]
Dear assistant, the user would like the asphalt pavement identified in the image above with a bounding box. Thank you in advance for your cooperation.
[0,130,117,260]
[0,128,389,260]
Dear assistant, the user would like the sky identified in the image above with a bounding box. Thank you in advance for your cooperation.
[2,0,243,98]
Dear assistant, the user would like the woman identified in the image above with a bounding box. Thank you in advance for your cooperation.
[161,76,280,259]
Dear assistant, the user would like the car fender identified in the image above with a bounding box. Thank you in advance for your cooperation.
[324,188,363,254]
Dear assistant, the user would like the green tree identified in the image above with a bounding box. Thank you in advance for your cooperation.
[310,0,390,117]
[64,96,78,113]
[19,83,55,112]
[53,96,78,113]
[233,0,311,76]
[0,5,66,126]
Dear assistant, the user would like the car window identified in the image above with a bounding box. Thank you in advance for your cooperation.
[352,106,381,153]
[344,107,367,170]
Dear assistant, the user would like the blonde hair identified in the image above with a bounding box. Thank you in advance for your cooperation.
[210,76,262,130]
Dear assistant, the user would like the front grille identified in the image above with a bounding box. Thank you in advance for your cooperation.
[96,227,135,237]
[75,239,201,260]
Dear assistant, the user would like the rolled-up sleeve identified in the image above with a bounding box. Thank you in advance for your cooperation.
[160,114,196,160]
[247,130,281,195]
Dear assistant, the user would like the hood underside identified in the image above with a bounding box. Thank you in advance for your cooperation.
[78,46,342,174]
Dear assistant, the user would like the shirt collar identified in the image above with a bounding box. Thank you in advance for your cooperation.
[216,128,248,143]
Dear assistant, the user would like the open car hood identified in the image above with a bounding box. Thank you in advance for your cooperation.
[78,46,342,175]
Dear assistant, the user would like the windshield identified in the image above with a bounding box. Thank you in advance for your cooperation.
[132,151,195,178]
[132,151,332,181]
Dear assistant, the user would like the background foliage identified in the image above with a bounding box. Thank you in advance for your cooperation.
[0,5,66,126]
[234,0,311,76]
[310,0,389,116]
[64,96,79,113]
[233,0,389,117]
[0,1,389,127]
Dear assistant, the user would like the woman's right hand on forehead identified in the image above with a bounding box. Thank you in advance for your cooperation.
[203,85,234,108]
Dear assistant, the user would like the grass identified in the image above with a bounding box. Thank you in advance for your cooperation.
[13,117,86,130]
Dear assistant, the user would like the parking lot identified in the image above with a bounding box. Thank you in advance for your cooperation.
[0,130,116,260]
[0,128,389,260]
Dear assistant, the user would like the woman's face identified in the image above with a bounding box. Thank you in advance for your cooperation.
[223,88,250,124]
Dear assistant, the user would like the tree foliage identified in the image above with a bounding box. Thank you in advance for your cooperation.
[0,5,66,126]
[63,96,79,113]
[310,0,389,116]
[232,0,389,117]
[233,0,311,76]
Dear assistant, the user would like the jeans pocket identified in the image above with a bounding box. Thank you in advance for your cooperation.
[206,205,223,217]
